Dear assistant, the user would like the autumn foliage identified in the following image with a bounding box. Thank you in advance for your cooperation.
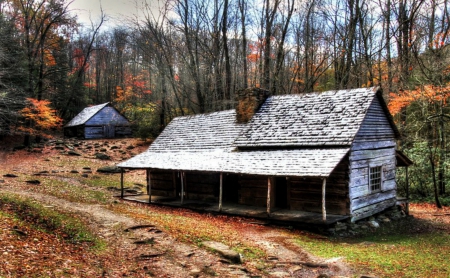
[19,98,62,137]
[388,84,450,116]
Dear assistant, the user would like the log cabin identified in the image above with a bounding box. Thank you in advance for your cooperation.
[64,103,132,139]
[118,87,411,224]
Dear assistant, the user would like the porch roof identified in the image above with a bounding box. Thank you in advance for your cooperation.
[117,148,349,177]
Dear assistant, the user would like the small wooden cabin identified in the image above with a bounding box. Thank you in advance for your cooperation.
[118,87,409,223]
[64,103,132,139]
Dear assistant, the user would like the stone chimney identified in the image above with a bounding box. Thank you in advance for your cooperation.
[235,88,270,123]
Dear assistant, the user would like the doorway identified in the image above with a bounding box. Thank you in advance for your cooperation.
[275,177,288,209]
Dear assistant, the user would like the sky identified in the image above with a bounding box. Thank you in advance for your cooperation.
[69,0,163,27]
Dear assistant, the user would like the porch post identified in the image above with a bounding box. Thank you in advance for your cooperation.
[180,171,184,205]
[147,169,152,204]
[219,172,223,211]
[405,167,409,215]
[267,177,272,215]
[120,168,124,198]
[322,178,327,221]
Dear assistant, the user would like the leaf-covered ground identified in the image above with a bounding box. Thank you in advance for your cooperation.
[0,136,449,277]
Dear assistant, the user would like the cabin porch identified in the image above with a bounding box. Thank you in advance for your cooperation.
[120,193,349,226]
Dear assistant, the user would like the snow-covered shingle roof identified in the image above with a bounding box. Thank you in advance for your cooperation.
[235,87,376,147]
[65,103,109,127]
[149,110,245,152]
[118,87,387,177]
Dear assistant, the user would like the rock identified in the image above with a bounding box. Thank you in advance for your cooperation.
[126,145,135,150]
[25,180,41,185]
[202,241,241,264]
[348,223,360,231]
[34,171,49,176]
[368,220,380,228]
[110,145,120,150]
[67,150,81,156]
[65,144,74,150]
[334,221,347,232]
[269,271,291,277]
[189,268,202,277]
[100,148,107,152]
[81,174,89,178]
[95,153,110,160]
[3,174,18,178]
[97,166,122,173]
[289,265,302,273]
[0,180,5,183]
[70,170,79,174]
[367,220,380,228]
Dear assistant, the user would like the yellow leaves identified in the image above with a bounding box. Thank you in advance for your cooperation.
[44,49,56,67]
[19,98,62,136]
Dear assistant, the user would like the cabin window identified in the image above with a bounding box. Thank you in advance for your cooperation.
[369,166,382,192]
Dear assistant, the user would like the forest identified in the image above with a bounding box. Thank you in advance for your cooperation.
[0,0,449,207]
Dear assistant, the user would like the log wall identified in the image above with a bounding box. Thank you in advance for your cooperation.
[238,175,267,207]
[349,97,397,221]
[185,172,220,202]
[289,159,349,215]
[149,170,176,197]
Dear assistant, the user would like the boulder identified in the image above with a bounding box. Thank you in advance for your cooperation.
[67,150,81,156]
[97,166,122,173]
[202,241,241,263]
[95,153,110,160]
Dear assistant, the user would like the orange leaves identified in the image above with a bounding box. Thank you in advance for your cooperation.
[71,48,89,74]
[388,84,450,116]
[19,98,62,136]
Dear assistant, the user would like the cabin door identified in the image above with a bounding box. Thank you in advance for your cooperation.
[104,125,115,138]
[275,177,288,209]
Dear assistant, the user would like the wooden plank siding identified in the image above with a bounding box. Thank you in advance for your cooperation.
[289,159,349,215]
[349,97,397,222]
[149,170,176,197]
[238,175,267,207]
[84,107,131,139]
[185,172,220,202]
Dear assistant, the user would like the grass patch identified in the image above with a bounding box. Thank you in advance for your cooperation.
[22,175,111,204]
[0,193,105,250]
[294,221,450,277]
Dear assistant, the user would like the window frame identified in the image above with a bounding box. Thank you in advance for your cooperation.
[369,165,383,193]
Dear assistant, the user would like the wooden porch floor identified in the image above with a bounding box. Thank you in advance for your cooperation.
[120,194,349,226]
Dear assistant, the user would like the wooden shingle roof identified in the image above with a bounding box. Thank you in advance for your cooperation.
[149,110,245,152]
[235,87,380,148]
[118,87,394,177]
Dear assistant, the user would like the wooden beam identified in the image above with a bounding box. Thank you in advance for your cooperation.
[147,169,152,204]
[405,167,409,215]
[180,171,184,205]
[322,178,327,221]
[267,177,272,215]
[219,173,223,211]
[120,169,124,198]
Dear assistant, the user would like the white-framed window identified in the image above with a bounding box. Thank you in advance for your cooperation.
[369,165,383,192]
